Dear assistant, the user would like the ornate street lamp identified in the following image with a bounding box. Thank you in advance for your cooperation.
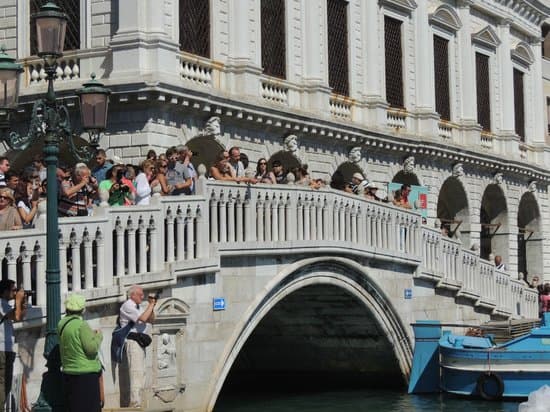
[0,2,110,410]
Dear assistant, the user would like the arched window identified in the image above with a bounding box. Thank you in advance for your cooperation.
[384,16,403,108]
[327,0,349,96]
[30,0,80,56]
[433,35,450,121]
[179,0,210,58]
[261,0,286,79]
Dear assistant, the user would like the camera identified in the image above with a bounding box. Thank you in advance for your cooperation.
[148,290,162,300]
[115,170,130,192]
[24,290,36,297]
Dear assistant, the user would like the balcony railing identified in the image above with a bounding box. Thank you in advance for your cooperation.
[0,179,537,318]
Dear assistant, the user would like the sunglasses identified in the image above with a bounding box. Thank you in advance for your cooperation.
[0,196,10,201]
[259,162,267,165]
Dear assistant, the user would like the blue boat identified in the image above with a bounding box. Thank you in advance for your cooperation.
[408,314,550,400]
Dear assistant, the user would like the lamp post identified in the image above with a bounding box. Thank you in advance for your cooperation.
[0,2,110,410]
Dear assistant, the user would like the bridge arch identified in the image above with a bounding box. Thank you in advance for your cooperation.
[206,257,412,411]
[517,191,543,280]
[480,183,508,261]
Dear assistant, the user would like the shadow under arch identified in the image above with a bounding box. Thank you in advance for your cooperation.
[517,192,542,280]
[480,184,508,261]
[185,136,225,172]
[392,171,420,186]
[437,177,470,245]
[266,150,301,172]
[331,162,364,190]
[206,257,412,411]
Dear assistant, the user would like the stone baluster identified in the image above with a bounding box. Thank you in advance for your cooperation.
[219,194,228,243]
[176,208,186,261]
[357,206,365,244]
[286,193,296,241]
[309,196,317,241]
[186,208,195,260]
[83,229,94,289]
[278,195,286,241]
[34,243,46,306]
[407,219,414,254]
[264,194,272,241]
[148,216,159,271]
[59,238,68,294]
[227,194,236,242]
[20,245,32,292]
[271,195,279,242]
[316,197,323,240]
[70,233,81,291]
[365,207,372,246]
[296,197,304,241]
[165,208,175,263]
[210,195,219,243]
[96,229,108,288]
[344,204,351,242]
[332,201,339,241]
[257,195,265,242]
[303,197,310,241]
[116,219,125,277]
[236,194,244,243]
[244,188,256,242]
[339,203,346,241]
[195,206,208,259]
[376,210,383,248]
[126,218,137,276]
[138,218,148,274]
[350,205,357,244]
[6,244,16,282]
[383,212,390,250]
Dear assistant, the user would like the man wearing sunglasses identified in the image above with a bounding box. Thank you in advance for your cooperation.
[0,157,10,188]
[0,280,26,409]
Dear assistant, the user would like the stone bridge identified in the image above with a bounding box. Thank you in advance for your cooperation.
[1,177,538,411]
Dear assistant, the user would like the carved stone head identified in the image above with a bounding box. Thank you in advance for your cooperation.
[204,116,221,136]
[348,147,362,164]
[452,162,464,178]
[403,156,415,174]
[528,180,537,192]
[493,172,503,185]
[284,134,299,153]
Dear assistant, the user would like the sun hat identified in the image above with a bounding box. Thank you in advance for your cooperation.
[366,182,379,189]
[65,294,86,312]
[352,172,364,181]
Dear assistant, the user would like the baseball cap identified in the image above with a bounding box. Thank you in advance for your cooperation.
[352,172,364,181]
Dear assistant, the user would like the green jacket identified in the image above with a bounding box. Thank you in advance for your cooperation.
[57,315,103,374]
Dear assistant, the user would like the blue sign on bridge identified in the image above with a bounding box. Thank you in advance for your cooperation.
[213,297,226,311]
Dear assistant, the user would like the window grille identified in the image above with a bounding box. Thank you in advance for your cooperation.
[433,35,450,121]
[261,0,286,79]
[30,0,80,56]
[384,16,404,108]
[513,68,525,141]
[327,0,349,96]
[179,0,210,58]
[475,52,491,132]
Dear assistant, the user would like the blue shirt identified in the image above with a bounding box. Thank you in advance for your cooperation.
[92,163,113,183]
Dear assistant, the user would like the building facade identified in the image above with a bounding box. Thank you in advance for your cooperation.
[0,0,549,409]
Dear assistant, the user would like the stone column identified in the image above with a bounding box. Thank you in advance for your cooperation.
[413,0,438,137]
[225,0,262,96]
[529,37,545,145]
[110,0,180,82]
[361,0,388,125]
[496,19,517,153]
[300,0,330,114]
[457,1,481,144]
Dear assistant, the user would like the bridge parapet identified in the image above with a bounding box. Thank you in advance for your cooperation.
[0,181,537,318]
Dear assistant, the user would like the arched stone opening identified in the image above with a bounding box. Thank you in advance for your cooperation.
[185,136,225,171]
[331,162,364,190]
[436,177,470,245]
[392,171,420,186]
[266,150,301,173]
[479,184,508,261]
[517,192,542,281]
[207,258,411,411]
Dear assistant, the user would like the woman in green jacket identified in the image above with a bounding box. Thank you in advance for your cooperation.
[58,294,103,412]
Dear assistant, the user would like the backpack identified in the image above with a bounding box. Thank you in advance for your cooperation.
[110,317,134,363]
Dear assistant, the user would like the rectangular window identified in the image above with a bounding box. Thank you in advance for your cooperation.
[327,0,349,96]
[384,16,404,108]
[261,0,286,79]
[433,35,450,121]
[475,52,491,132]
[179,0,210,58]
[30,0,80,55]
[513,68,525,141]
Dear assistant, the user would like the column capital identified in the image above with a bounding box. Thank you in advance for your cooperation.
[456,0,473,9]
[498,17,513,28]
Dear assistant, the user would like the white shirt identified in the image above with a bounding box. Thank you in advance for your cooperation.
[119,299,148,333]
[0,299,15,352]
[134,173,151,205]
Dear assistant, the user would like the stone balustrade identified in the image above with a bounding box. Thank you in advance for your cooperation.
[0,180,537,318]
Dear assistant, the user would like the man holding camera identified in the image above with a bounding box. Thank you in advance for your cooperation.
[0,280,26,409]
[119,285,157,408]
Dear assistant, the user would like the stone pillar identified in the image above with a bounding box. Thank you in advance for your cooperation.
[457,1,481,143]
[300,0,330,114]
[361,0,388,125]
[225,0,262,96]
[529,38,545,146]
[496,19,517,148]
[110,0,180,82]
[413,0,438,137]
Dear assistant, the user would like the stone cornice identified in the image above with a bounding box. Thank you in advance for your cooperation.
[15,83,550,185]
[473,0,549,35]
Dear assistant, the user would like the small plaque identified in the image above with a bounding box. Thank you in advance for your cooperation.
[404,289,412,299]
[213,297,226,311]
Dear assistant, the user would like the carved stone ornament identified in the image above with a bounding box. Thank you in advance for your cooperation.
[403,156,415,174]
[348,147,362,164]
[202,116,221,137]
[284,134,299,153]
[528,180,537,192]
[493,172,504,185]
[452,162,464,178]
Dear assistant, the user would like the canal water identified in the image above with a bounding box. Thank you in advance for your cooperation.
[215,388,521,412]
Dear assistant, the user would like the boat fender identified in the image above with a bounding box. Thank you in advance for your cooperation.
[476,372,504,401]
